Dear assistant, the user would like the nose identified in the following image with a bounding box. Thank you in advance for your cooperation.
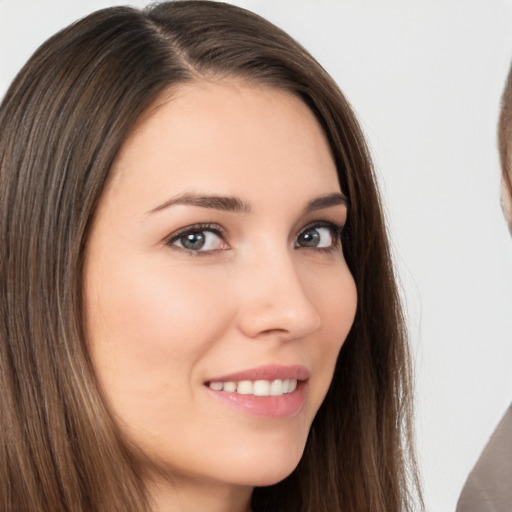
[235,251,322,341]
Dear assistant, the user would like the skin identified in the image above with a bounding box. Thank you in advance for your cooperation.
[84,80,357,512]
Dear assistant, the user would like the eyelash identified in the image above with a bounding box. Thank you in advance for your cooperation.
[165,223,226,257]
[297,220,344,253]
[164,220,345,257]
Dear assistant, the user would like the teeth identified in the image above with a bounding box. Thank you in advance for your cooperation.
[209,381,224,391]
[269,379,283,396]
[223,381,236,393]
[208,378,298,396]
[237,380,253,395]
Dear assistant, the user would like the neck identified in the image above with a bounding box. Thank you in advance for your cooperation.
[146,474,253,512]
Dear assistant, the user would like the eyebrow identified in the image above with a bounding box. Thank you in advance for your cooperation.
[303,192,347,213]
[149,192,252,214]
[149,191,347,215]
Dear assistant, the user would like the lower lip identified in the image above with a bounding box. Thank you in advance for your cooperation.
[206,381,307,418]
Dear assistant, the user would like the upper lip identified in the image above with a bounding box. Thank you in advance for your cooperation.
[206,364,310,383]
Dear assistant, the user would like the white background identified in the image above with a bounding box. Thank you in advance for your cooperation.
[1,1,511,510]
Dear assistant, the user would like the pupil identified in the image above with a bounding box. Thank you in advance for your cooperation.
[300,229,319,247]
[182,232,205,250]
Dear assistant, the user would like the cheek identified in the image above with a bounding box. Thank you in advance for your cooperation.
[83,257,234,413]
[89,256,227,343]
[305,266,357,403]
[312,262,357,343]
[332,273,357,347]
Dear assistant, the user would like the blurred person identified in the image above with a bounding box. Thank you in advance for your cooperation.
[456,65,512,512]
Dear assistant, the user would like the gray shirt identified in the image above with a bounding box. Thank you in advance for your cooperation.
[456,404,512,512]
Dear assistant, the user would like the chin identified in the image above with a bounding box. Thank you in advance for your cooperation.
[245,466,299,487]
[224,441,306,488]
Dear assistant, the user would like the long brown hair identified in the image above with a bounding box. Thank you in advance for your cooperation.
[0,2,422,510]
[498,64,512,231]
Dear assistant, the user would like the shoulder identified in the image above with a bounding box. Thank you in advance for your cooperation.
[456,403,512,512]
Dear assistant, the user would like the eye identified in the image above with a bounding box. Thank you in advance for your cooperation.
[295,222,342,250]
[166,224,228,253]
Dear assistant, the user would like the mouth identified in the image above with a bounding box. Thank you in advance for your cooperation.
[204,365,309,418]
[206,378,298,397]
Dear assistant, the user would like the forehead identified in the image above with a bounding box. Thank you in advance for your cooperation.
[125,78,333,161]
[104,79,340,208]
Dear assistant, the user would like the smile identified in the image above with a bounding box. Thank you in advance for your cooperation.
[204,365,309,417]
[207,379,298,396]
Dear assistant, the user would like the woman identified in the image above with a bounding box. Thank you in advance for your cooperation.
[0,2,421,511]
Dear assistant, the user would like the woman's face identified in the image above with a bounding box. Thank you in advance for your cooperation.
[84,80,357,499]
